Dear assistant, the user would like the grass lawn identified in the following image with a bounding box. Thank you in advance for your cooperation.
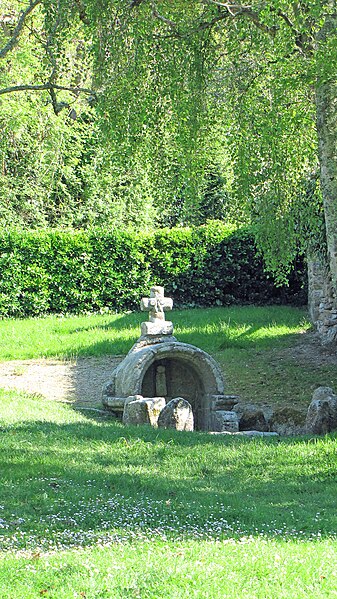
[0,305,336,407]
[1,390,337,598]
[1,305,337,596]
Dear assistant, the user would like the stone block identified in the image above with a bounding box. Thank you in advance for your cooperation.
[211,395,240,411]
[269,406,306,436]
[157,397,194,431]
[141,321,174,336]
[212,410,239,432]
[123,397,166,427]
[102,396,126,411]
[232,403,268,432]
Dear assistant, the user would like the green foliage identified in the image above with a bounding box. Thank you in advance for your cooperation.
[1,0,335,284]
[0,224,306,318]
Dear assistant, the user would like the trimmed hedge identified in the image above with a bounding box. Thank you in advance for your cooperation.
[0,223,306,317]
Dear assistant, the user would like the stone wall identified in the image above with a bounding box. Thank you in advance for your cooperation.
[307,258,337,346]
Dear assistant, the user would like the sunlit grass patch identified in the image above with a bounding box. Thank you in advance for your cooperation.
[2,538,337,598]
[0,306,311,360]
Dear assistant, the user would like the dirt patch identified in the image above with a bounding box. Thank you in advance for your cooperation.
[0,356,123,409]
[270,331,337,367]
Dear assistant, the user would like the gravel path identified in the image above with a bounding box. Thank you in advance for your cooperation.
[0,356,123,408]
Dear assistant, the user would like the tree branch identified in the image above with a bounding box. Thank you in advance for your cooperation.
[0,0,41,59]
[208,1,314,50]
[130,0,144,7]
[150,1,177,30]
[0,83,95,97]
[275,8,313,53]
[203,1,277,35]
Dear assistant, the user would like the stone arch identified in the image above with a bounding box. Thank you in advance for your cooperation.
[108,341,225,430]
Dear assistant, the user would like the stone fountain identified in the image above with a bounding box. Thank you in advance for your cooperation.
[102,286,235,431]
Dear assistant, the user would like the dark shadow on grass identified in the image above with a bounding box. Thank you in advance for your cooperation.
[1,417,337,550]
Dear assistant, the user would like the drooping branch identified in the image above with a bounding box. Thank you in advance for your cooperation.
[151,7,177,30]
[271,6,314,53]
[209,1,315,51]
[0,82,95,97]
[0,0,41,59]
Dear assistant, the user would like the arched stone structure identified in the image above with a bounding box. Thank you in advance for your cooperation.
[102,286,232,431]
[102,339,226,430]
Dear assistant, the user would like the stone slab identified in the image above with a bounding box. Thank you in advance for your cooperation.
[141,321,174,336]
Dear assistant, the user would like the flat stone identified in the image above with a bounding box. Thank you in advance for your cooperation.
[240,430,279,437]
[209,431,279,437]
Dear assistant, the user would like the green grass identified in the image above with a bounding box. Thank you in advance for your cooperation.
[0,305,308,360]
[0,305,336,408]
[1,390,337,598]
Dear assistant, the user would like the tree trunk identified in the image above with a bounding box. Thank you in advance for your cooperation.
[314,14,337,345]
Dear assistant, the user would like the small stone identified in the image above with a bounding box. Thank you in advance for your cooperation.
[157,397,194,431]
[232,403,268,432]
[240,431,279,437]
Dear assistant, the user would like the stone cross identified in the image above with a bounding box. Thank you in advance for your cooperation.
[141,286,173,322]
[140,286,174,336]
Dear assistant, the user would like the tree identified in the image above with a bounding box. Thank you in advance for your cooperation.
[86,0,337,344]
[1,0,336,344]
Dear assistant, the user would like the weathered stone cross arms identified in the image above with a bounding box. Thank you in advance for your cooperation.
[140,285,174,336]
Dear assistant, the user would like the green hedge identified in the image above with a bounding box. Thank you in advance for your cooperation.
[0,223,306,317]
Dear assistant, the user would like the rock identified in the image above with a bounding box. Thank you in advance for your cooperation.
[157,397,194,431]
[270,406,306,436]
[212,410,239,433]
[232,403,268,432]
[123,396,166,427]
[306,386,337,434]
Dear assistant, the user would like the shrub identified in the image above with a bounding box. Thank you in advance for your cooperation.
[0,223,306,317]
